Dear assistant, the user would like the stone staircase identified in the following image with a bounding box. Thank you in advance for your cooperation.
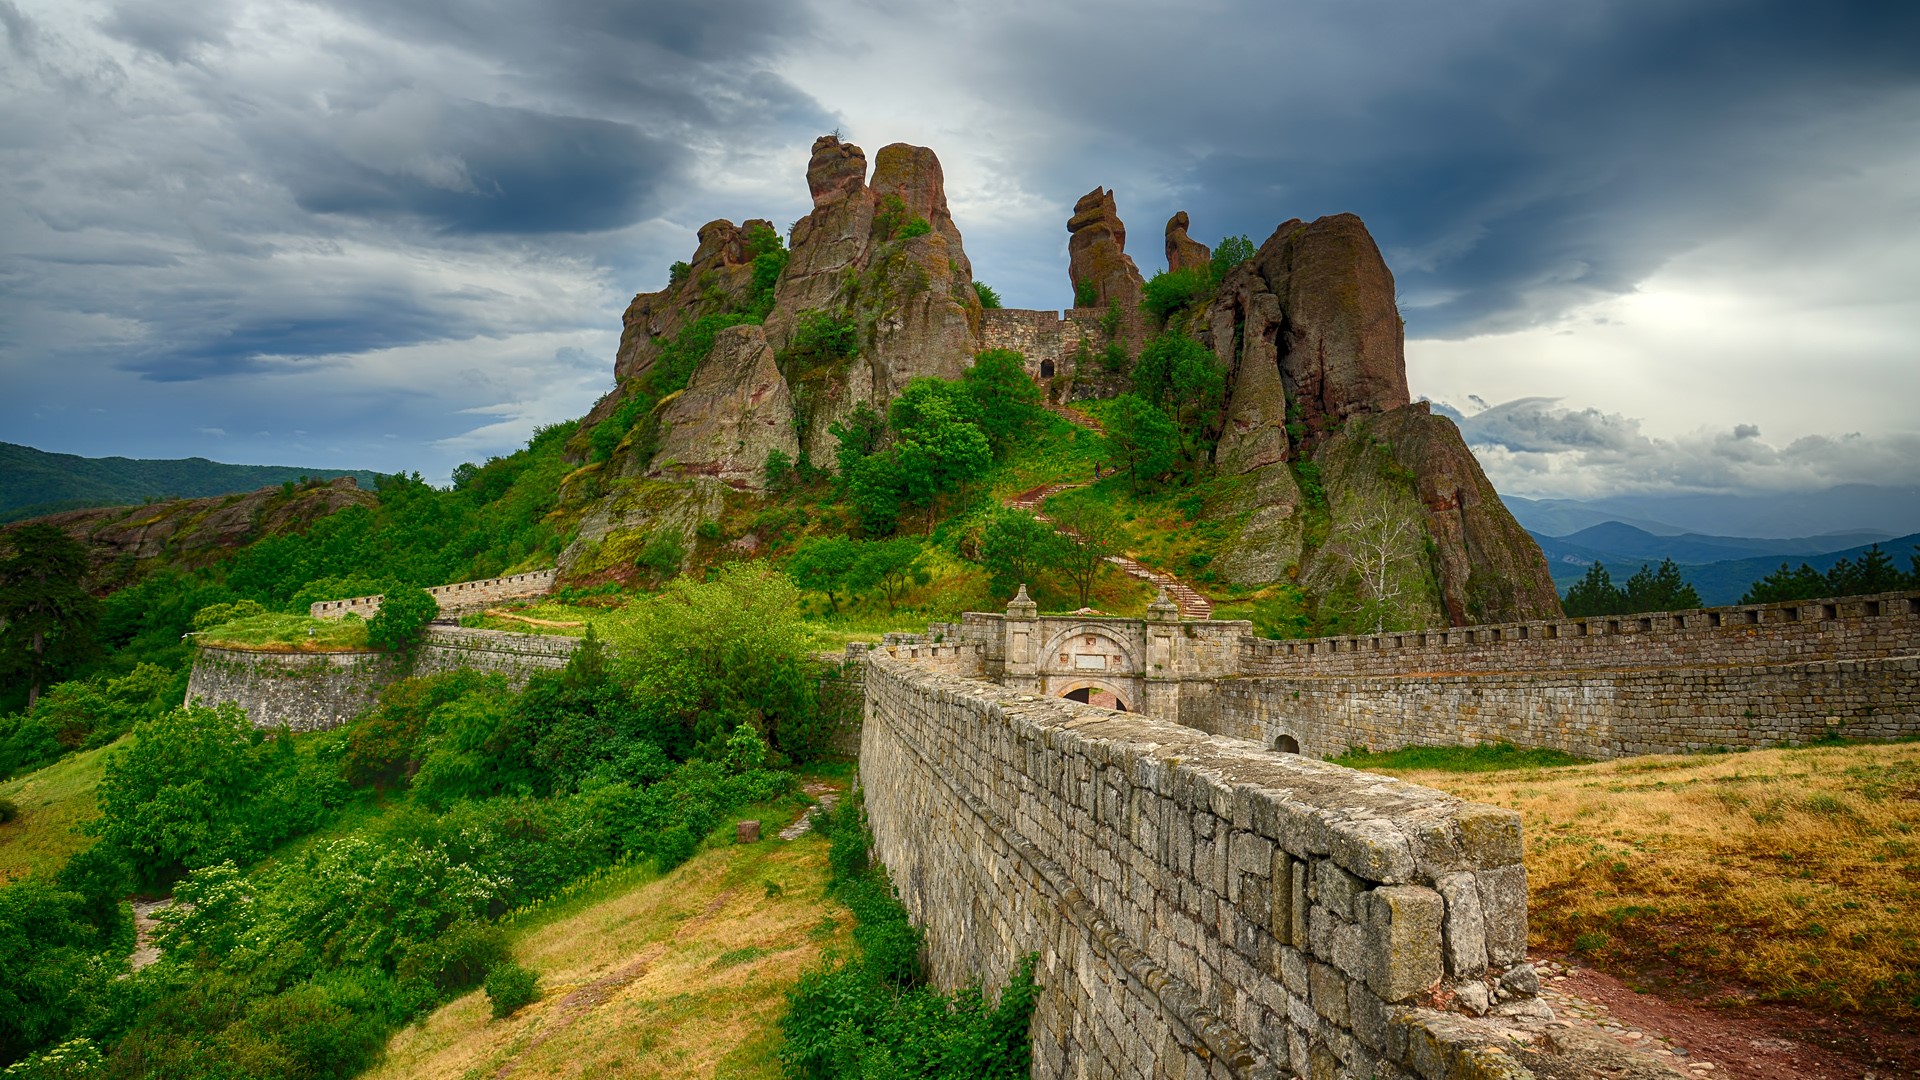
[1001,480,1215,620]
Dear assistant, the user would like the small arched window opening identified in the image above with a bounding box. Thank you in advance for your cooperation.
[1273,734,1300,754]
[1063,686,1128,712]
[1039,358,1055,378]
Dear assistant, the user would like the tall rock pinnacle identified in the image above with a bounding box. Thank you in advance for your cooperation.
[1165,211,1211,275]
[1067,188,1144,309]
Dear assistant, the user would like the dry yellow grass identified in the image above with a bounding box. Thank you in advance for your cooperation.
[1378,740,1920,1019]
[366,820,851,1080]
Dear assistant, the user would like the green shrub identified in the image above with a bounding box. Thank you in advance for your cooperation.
[1073,279,1097,308]
[668,260,691,287]
[0,796,15,824]
[190,599,266,631]
[484,961,540,1019]
[367,584,438,654]
[972,281,1002,309]
[655,825,697,871]
[1140,267,1211,322]
[1209,234,1256,283]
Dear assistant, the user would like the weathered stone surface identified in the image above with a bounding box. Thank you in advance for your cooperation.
[768,138,981,460]
[1067,186,1144,309]
[1369,405,1562,625]
[1214,289,1292,476]
[648,324,799,490]
[1166,210,1212,275]
[1252,213,1410,432]
[1476,865,1529,967]
[1364,885,1444,1002]
[1435,872,1489,977]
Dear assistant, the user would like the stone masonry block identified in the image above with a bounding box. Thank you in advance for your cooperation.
[1329,816,1417,884]
[1314,862,1366,921]
[1475,865,1528,967]
[1308,960,1350,1026]
[1434,872,1487,977]
[1453,805,1524,868]
[1270,851,1295,945]
[1364,886,1444,1003]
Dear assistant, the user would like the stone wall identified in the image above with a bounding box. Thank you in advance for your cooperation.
[861,653,1546,1080]
[184,646,394,733]
[186,626,578,731]
[1218,590,1920,759]
[979,307,1114,389]
[1237,592,1920,678]
[309,569,558,620]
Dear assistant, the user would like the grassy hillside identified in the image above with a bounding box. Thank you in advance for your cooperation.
[369,800,847,1079]
[0,441,382,523]
[0,736,119,884]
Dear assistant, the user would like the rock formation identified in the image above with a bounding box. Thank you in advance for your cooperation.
[1067,188,1144,309]
[647,324,800,487]
[1164,211,1211,275]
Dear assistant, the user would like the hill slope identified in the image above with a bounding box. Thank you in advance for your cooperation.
[369,811,847,1079]
[0,441,381,523]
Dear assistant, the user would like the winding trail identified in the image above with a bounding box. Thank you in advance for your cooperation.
[1003,478,1214,620]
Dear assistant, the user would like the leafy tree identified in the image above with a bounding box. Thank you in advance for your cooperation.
[90,703,340,885]
[1131,333,1225,478]
[0,525,98,708]
[972,281,1002,309]
[1562,561,1623,617]
[1049,500,1127,608]
[763,448,796,494]
[1741,544,1918,604]
[1100,394,1179,493]
[367,585,438,654]
[888,379,992,530]
[962,349,1043,455]
[980,510,1065,601]
[851,538,930,611]
[788,536,862,611]
[0,663,174,780]
[0,879,113,1067]
[1621,558,1702,613]
[778,310,860,378]
[1742,561,1830,604]
[1139,268,1212,323]
[1210,234,1256,283]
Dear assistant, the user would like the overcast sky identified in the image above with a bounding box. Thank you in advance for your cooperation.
[2,0,1916,504]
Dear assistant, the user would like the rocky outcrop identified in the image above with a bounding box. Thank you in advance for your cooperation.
[8,477,375,590]
[1067,188,1144,309]
[1363,405,1561,625]
[1253,214,1410,433]
[767,136,982,459]
[1164,211,1210,275]
[647,324,800,489]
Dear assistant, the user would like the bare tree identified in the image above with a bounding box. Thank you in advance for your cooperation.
[1327,503,1421,633]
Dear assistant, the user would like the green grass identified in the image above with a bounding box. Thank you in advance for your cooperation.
[1329,741,1592,773]
[0,735,122,883]
[460,599,622,637]
[196,612,369,651]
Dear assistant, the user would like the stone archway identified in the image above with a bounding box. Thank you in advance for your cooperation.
[1040,358,1055,378]
[1272,733,1300,754]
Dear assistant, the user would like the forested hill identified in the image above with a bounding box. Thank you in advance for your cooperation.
[0,442,382,523]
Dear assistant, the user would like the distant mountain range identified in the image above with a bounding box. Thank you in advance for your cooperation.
[1526,519,1920,605]
[1,442,382,524]
[1504,486,1920,540]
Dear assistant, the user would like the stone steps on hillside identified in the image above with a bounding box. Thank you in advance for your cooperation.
[1001,479,1214,619]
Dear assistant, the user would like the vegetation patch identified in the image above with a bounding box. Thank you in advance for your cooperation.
[1362,739,1920,1019]
[1329,741,1591,773]
[196,612,372,651]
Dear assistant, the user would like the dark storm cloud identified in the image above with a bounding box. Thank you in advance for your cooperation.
[963,0,1920,336]
[97,0,233,64]
[277,100,679,234]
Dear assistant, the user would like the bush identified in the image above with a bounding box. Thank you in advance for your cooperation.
[484,961,540,1019]
[654,826,697,871]
[0,797,15,824]
[1140,267,1212,322]
[1209,234,1256,283]
[367,585,438,654]
[972,281,1001,309]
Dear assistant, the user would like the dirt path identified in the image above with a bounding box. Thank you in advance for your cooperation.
[1004,479,1215,619]
[1537,954,1919,1079]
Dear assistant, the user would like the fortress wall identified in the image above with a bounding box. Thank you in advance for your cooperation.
[309,568,558,620]
[979,307,1112,382]
[186,626,578,731]
[862,654,1543,1080]
[1202,657,1920,761]
[185,646,394,733]
[1238,591,1920,679]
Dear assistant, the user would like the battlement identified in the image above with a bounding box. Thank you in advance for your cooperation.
[308,568,558,620]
